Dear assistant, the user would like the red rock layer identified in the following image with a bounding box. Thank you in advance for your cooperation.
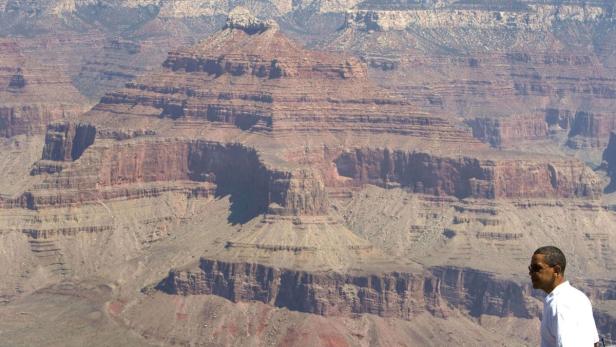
[0,23,600,216]
[41,122,96,162]
[0,106,83,138]
[331,148,600,199]
[21,135,329,215]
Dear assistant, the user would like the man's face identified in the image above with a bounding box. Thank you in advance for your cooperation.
[529,253,556,293]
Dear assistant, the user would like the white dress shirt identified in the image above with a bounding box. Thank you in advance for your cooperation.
[541,281,600,347]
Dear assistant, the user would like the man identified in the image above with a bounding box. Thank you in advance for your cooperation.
[529,246,600,347]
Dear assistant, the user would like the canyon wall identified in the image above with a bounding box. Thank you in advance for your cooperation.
[24,130,330,215]
[332,148,600,199]
[332,1,616,149]
[85,17,484,142]
[1,6,615,344]
[12,0,613,21]
[346,5,607,31]
[159,259,539,321]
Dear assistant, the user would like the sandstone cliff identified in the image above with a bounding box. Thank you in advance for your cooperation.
[25,132,330,217]
[568,111,616,148]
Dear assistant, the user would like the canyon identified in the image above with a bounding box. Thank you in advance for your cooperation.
[0,1,616,346]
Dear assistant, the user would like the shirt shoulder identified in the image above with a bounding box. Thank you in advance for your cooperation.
[550,283,592,308]
[545,284,593,322]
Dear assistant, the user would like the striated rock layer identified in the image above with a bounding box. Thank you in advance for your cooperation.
[330,148,600,199]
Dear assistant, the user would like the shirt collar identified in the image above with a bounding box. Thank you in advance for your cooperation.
[548,280,570,297]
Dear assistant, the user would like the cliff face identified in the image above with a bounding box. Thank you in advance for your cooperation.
[6,15,600,213]
[26,133,329,215]
[568,112,616,148]
[6,0,616,147]
[346,4,608,32]
[23,120,599,213]
[332,148,600,199]
[155,252,616,341]
[0,105,83,138]
[159,259,539,321]
[8,0,613,20]
[5,0,357,18]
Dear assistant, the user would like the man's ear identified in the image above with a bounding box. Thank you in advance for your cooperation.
[553,264,562,276]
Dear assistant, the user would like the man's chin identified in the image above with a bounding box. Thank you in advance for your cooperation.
[531,280,540,289]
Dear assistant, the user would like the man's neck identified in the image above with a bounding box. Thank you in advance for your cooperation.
[546,278,566,294]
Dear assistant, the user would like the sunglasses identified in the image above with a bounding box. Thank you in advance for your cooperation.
[528,264,551,273]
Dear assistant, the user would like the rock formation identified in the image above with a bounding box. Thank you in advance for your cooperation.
[331,148,599,199]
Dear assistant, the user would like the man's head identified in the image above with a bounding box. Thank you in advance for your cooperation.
[529,246,567,293]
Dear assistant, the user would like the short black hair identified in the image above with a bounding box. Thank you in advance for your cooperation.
[534,246,567,273]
